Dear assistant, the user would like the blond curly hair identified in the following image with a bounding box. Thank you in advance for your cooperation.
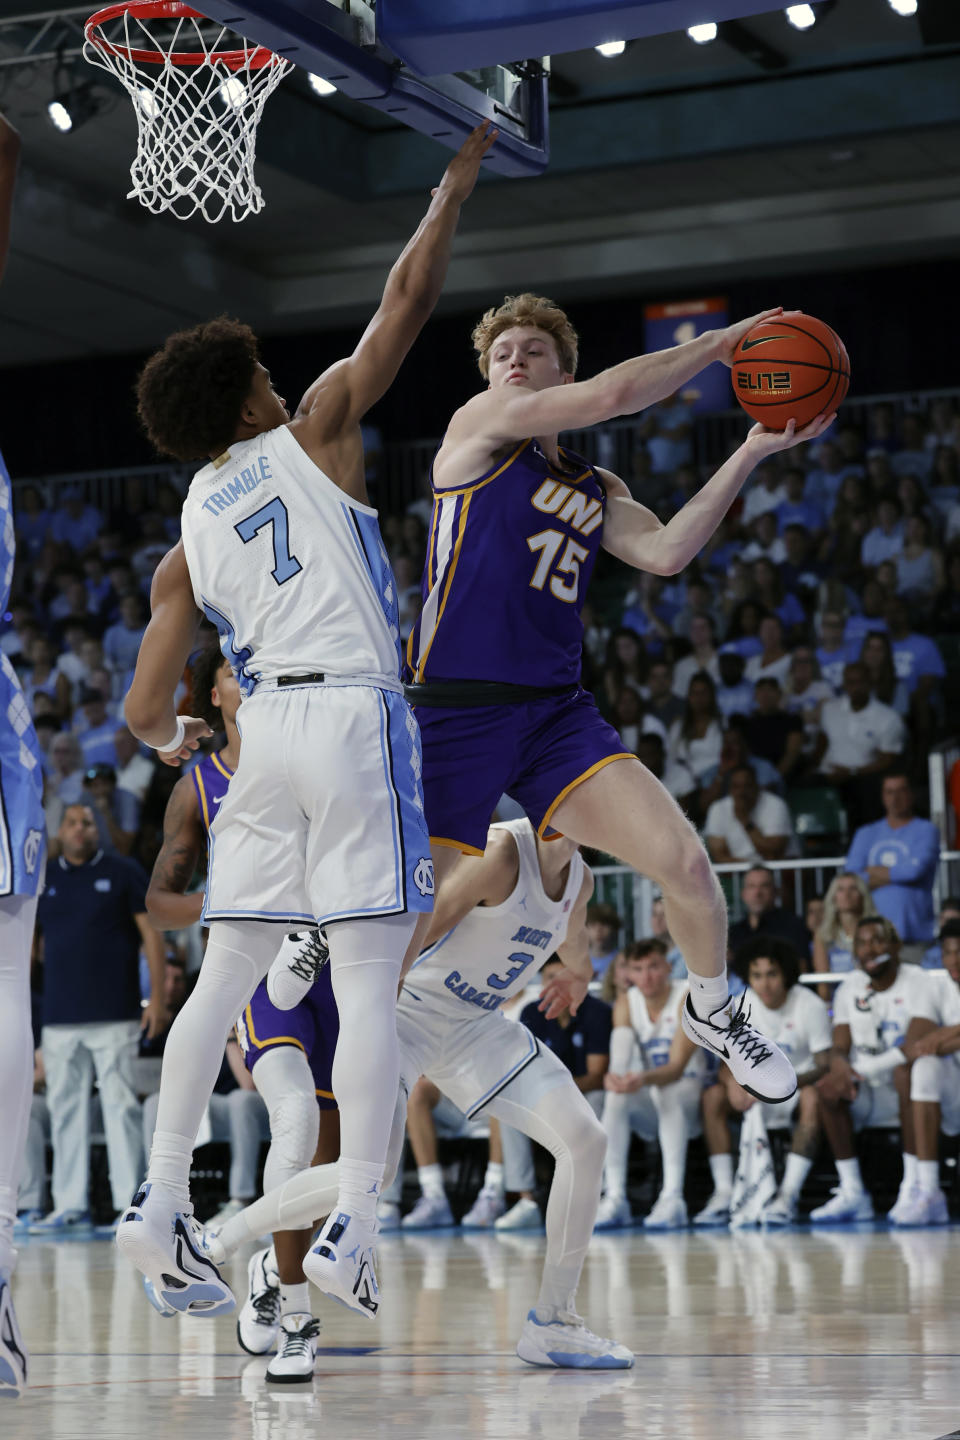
[472,294,579,380]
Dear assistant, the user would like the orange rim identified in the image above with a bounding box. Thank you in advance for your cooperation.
[85,0,279,70]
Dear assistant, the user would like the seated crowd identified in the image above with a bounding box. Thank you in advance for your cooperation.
[8,394,960,1232]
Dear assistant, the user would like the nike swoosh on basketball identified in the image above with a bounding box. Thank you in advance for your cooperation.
[740,335,790,351]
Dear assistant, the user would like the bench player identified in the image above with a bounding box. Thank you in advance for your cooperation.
[115,126,496,1320]
[403,293,832,1102]
[144,643,339,1380]
[209,818,634,1370]
[0,109,48,1400]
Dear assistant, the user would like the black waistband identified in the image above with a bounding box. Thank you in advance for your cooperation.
[276,672,325,687]
[404,679,579,708]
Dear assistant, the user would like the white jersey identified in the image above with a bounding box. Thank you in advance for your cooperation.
[833,966,933,1081]
[912,969,960,1030]
[743,984,833,1077]
[406,818,583,1014]
[180,425,401,693]
[627,979,708,1081]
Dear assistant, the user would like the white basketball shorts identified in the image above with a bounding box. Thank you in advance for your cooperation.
[396,987,570,1121]
[203,683,434,928]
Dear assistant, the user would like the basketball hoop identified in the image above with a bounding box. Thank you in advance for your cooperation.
[83,1,292,223]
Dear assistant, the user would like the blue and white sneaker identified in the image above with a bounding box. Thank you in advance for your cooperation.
[0,1276,27,1396]
[27,1208,92,1235]
[115,1181,235,1318]
[143,1276,176,1317]
[516,1307,634,1369]
[592,1195,632,1231]
[303,1211,379,1321]
[12,1211,43,1236]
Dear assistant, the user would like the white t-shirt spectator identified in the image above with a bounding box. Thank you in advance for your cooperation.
[744,984,833,1077]
[912,969,960,1031]
[833,966,932,1082]
[666,719,723,783]
[671,651,720,699]
[618,714,667,752]
[745,652,794,686]
[742,482,787,526]
[704,791,800,862]
[819,695,905,771]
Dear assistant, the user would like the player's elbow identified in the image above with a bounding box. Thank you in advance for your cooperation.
[144,887,170,931]
[124,687,163,742]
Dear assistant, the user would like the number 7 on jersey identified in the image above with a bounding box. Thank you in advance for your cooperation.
[235,498,303,586]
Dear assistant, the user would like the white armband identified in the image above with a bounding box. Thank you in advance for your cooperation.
[156,715,185,755]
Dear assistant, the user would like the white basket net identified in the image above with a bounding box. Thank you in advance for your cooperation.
[84,2,292,223]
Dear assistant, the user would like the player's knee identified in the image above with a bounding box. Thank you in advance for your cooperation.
[797,1086,819,1122]
[267,1089,321,1172]
[911,1054,941,1104]
[578,1106,607,1170]
[663,835,718,906]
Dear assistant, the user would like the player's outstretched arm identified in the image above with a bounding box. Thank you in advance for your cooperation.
[294,123,495,437]
[124,541,212,759]
[420,827,518,948]
[600,411,835,574]
[448,307,796,450]
[145,775,206,931]
[539,868,595,1020]
[0,110,20,287]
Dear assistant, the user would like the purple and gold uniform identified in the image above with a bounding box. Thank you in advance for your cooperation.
[406,439,631,854]
[194,750,339,1110]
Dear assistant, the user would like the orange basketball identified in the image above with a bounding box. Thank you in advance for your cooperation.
[731,313,850,431]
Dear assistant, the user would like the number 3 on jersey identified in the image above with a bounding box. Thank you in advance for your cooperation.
[527,529,589,603]
[235,498,302,586]
[486,950,536,993]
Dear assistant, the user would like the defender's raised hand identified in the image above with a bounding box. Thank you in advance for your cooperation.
[432,122,497,204]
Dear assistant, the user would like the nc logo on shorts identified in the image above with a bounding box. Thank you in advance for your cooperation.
[23,828,43,874]
[413,857,434,897]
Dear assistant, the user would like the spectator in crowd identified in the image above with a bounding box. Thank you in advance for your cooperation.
[697,726,783,816]
[638,391,694,475]
[48,489,104,553]
[892,414,933,479]
[671,614,720,699]
[82,763,139,857]
[750,560,806,639]
[815,610,851,692]
[704,764,799,865]
[43,732,86,838]
[895,513,944,614]
[861,496,905,569]
[595,940,705,1230]
[805,893,825,941]
[585,903,622,980]
[811,916,931,1224]
[75,684,120,768]
[611,685,664,752]
[843,580,889,652]
[620,574,674,651]
[599,949,631,1006]
[102,594,148,676]
[636,732,696,811]
[643,658,685,732]
[715,645,754,722]
[496,956,611,1230]
[742,678,804,782]
[845,772,940,965]
[22,635,71,722]
[783,647,833,762]
[693,938,832,1227]
[670,578,716,643]
[15,484,51,557]
[741,511,783,566]
[859,631,910,717]
[666,672,723,784]
[812,871,877,978]
[902,919,960,1224]
[778,524,822,601]
[649,894,686,980]
[601,627,647,710]
[814,662,906,829]
[113,726,156,804]
[727,865,811,959]
[932,547,960,633]
[724,599,765,661]
[30,803,167,1232]
[777,465,826,537]
[745,615,794,687]
[884,595,945,735]
[922,899,960,970]
[742,460,786,525]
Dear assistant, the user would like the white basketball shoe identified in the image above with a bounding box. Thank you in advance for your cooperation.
[303,1211,380,1320]
[267,931,329,1012]
[461,1189,506,1230]
[692,1190,732,1228]
[0,1275,27,1397]
[809,1188,874,1224]
[760,1192,798,1227]
[681,992,797,1103]
[116,1181,235,1317]
[237,1248,282,1355]
[517,1306,634,1370]
[643,1191,688,1231]
[593,1195,632,1231]
[266,1314,321,1384]
[890,1188,949,1228]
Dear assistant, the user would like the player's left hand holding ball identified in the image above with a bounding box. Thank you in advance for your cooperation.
[743,410,836,458]
[157,715,213,768]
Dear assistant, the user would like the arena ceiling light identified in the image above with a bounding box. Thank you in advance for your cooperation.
[308,73,337,96]
[46,80,100,134]
[785,4,817,28]
[687,22,718,43]
[887,0,918,13]
[594,39,626,56]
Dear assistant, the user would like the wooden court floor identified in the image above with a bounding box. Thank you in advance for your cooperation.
[5,1225,960,1440]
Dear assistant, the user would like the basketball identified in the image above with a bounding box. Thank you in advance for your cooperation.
[731,313,850,431]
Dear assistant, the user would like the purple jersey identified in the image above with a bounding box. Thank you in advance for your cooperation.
[190,750,235,834]
[408,440,606,687]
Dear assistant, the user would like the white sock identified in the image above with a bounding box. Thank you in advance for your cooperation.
[147,1132,195,1208]
[280,1281,310,1317]
[917,1159,940,1194]
[781,1152,813,1201]
[709,1153,734,1196]
[336,1158,383,1225]
[902,1152,919,1188]
[688,971,730,1021]
[836,1157,864,1195]
[418,1164,446,1201]
[482,1162,504,1195]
